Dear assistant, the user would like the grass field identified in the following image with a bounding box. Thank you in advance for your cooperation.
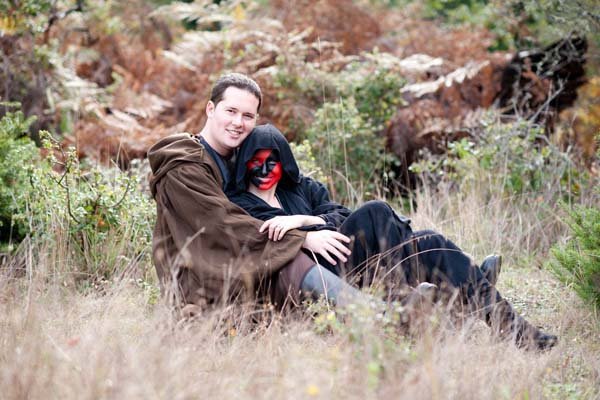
[1,179,598,400]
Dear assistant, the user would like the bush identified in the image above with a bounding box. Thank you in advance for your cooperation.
[301,64,405,204]
[0,108,40,244]
[550,200,600,309]
[288,139,326,184]
[1,122,156,285]
[335,65,406,131]
[412,0,600,50]
[410,114,586,201]
[19,134,157,284]
[0,0,52,35]
[305,97,398,205]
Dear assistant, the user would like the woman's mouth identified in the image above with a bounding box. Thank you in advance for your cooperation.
[257,174,274,183]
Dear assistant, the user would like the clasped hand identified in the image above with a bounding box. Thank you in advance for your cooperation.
[259,215,351,265]
[302,230,351,266]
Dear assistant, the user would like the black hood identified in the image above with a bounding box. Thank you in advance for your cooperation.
[233,124,301,193]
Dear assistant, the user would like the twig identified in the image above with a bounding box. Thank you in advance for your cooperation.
[108,174,132,209]
[528,78,565,124]
[43,0,85,44]
[45,136,81,224]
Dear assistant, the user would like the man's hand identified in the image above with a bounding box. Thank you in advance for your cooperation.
[260,215,326,241]
[302,230,351,265]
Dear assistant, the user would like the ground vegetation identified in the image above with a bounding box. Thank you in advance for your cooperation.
[1,1,599,398]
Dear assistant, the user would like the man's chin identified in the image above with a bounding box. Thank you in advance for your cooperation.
[226,138,242,147]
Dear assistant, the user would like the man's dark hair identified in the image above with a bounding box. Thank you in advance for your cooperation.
[210,72,262,112]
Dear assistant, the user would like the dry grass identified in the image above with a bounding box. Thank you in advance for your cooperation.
[1,184,599,399]
[1,279,597,399]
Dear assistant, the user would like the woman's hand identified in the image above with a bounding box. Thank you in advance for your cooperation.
[260,215,326,241]
[302,230,351,265]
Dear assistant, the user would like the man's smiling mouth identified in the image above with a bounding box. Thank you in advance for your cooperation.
[226,129,243,137]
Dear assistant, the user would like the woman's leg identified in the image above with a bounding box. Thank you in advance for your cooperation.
[401,230,557,350]
[323,201,555,349]
[274,252,368,309]
[401,230,480,288]
[337,200,412,284]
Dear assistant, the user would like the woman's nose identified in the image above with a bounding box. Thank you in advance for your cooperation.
[261,162,268,175]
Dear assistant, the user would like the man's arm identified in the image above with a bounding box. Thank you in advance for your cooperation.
[165,162,306,262]
[152,159,307,303]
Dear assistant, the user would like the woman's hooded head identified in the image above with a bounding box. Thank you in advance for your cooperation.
[234,124,301,193]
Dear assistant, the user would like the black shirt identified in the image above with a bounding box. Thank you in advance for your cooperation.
[196,135,236,192]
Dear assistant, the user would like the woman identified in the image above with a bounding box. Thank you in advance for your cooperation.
[228,124,557,350]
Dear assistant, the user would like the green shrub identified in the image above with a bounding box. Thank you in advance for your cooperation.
[305,97,398,205]
[3,127,156,285]
[0,0,52,34]
[402,0,599,50]
[550,200,600,309]
[23,134,156,284]
[0,108,40,243]
[301,64,404,204]
[288,139,326,184]
[410,115,586,200]
[336,66,406,131]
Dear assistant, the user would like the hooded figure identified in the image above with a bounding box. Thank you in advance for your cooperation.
[229,125,417,279]
[229,124,352,233]
[227,124,558,351]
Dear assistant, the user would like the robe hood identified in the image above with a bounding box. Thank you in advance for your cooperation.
[233,124,301,193]
[147,133,211,198]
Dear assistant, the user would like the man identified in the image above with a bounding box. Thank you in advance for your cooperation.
[148,73,354,309]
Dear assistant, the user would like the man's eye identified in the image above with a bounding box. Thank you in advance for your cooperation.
[226,109,235,114]
[243,114,255,120]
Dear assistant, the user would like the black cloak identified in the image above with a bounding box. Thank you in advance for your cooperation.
[228,125,415,277]
[228,124,351,230]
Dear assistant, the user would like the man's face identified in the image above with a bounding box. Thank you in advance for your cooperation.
[246,149,282,191]
[204,86,259,156]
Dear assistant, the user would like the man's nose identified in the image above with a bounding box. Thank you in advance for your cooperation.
[232,113,243,126]
[261,162,268,175]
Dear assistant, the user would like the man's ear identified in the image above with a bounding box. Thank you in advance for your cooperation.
[205,101,215,117]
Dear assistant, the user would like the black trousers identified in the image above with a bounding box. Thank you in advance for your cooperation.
[333,201,507,324]
[333,201,479,284]
[300,200,545,344]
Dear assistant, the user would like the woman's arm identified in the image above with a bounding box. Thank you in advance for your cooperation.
[264,177,353,240]
[260,214,326,241]
[229,191,329,240]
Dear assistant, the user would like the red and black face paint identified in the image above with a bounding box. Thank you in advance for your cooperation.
[245,149,282,190]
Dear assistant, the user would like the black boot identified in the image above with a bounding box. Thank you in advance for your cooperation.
[480,254,502,286]
[510,314,558,351]
[483,292,558,351]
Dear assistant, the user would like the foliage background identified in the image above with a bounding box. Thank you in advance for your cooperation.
[0,0,599,398]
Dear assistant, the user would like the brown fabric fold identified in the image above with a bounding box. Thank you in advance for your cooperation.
[148,133,307,308]
[272,252,315,309]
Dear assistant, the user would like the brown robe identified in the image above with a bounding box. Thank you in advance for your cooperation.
[148,133,307,307]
